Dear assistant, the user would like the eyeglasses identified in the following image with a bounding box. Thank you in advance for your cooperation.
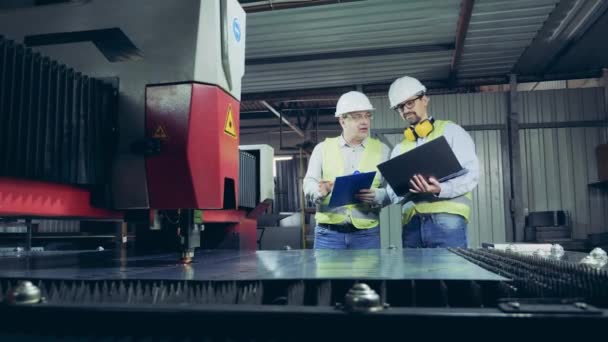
[395,94,424,114]
[344,113,373,121]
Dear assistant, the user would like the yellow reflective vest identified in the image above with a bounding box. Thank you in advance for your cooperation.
[399,120,472,224]
[315,137,383,229]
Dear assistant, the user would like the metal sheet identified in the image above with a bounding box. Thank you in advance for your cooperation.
[0,249,506,281]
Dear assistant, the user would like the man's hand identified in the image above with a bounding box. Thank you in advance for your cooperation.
[318,180,334,198]
[355,188,376,204]
[409,174,441,195]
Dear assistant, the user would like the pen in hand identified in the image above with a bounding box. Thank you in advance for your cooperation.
[318,180,334,197]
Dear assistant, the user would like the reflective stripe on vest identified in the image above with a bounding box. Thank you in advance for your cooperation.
[315,137,383,229]
[399,120,472,224]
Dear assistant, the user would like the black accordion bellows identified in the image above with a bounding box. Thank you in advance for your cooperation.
[0,35,117,186]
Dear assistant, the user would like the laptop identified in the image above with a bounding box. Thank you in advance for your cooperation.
[377,136,467,196]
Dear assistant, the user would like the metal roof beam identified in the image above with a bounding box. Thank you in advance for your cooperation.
[242,69,603,101]
[515,0,608,74]
[541,2,608,73]
[449,0,475,83]
[246,43,455,65]
[260,101,306,137]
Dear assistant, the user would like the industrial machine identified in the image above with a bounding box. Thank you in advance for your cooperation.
[1,1,607,340]
[0,0,254,259]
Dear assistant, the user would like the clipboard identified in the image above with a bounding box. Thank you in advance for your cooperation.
[327,171,376,208]
[377,136,467,196]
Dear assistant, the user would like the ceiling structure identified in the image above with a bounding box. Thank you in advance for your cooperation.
[238,0,608,135]
[2,0,606,139]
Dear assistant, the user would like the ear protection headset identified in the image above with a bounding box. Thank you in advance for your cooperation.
[404,117,435,141]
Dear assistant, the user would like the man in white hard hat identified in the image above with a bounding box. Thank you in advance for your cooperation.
[386,76,479,248]
[303,91,391,249]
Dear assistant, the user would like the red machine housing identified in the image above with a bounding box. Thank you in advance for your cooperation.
[0,82,255,250]
[145,82,255,250]
[0,177,122,219]
[145,83,240,209]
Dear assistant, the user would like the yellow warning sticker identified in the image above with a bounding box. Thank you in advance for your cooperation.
[153,125,169,139]
[224,104,237,138]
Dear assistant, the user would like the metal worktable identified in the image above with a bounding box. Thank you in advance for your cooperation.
[0,248,607,340]
[0,248,507,281]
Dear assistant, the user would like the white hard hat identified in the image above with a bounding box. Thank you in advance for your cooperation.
[388,76,427,109]
[335,91,375,117]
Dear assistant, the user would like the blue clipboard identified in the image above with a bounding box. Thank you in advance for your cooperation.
[327,171,376,208]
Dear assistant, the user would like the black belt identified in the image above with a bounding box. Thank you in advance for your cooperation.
[318,223,360,233]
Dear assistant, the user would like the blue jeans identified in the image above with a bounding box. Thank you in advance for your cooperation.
[402,213,467,248]
[314,225,380,249]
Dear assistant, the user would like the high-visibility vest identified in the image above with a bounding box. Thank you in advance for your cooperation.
[399,120,472,224]
[315,137,383,229]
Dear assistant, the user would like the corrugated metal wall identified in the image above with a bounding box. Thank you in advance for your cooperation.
[370,87,608,246]
[519,88,606,123]
[238,151,257,209]
[371,93,508,247]
[519,88,608,239]
[274,157,303,213]
[371,92,508,127]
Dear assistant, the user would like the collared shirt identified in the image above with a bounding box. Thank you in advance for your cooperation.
[387,121,480,204]
[303,135,391,211]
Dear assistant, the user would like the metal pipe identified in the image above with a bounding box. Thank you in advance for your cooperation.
[260,101,306,137]
[449,0,475,81]
[508,74,525,242]
[602,68,608,115]
[241,0,363,13]
[299,147,306,249]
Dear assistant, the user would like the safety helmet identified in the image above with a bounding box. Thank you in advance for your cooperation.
[388,76,427,109]
[335,91,375,117]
